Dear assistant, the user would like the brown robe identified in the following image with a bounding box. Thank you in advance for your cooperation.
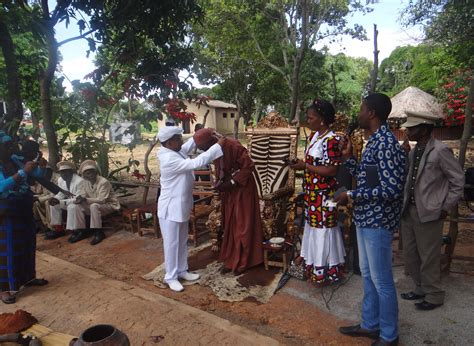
[215,138,263,273]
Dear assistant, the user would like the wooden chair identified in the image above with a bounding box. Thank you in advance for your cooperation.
[188,169,215,246]
[122,186,161,238]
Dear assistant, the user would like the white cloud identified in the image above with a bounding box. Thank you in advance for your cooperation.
[58,55,96,92]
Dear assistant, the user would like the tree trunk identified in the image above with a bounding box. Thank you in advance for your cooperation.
[289,46,305,124]
[370,24,379,94]
[458,77,474,168]
[142,138,159,205]
[202,109,210,128]
[31,111,40,140]
[0,16,23,135]
[40,23,60,166]
[233,93,241,139]
[330,63,337,105]
[289,1,308,124]
[446,75,473,274]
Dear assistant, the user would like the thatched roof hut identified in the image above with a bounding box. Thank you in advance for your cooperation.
[388,86,445,127]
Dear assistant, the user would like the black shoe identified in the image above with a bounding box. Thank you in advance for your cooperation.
[400,291,425,300]
[90,230,105,245]
[372,337,399,346]
[44,230,66,240]
[415,300,443,311]
[68,230,89,243]
[339,324,380,340]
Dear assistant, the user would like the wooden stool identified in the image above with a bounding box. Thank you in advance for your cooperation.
[262,242,292,271]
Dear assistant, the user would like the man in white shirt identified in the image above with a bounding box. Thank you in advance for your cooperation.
[46,161,86,240]
[70,160,121,245]
[157,126,224,292]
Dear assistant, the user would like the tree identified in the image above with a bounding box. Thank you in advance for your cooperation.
[401,0,474,69]
[378,45,447,96]
[193,0,373,124]
[1,0,203,166]
[0,5,24,134]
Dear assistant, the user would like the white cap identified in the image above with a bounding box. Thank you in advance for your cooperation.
[157,126,183,142]
[57,161,76,171]
[79,159,98,175]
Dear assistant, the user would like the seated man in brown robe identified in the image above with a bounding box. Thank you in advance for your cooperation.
[194,128,263,275]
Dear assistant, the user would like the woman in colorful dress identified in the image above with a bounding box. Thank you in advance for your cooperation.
[289,99,346,285]
[0,131,48,304]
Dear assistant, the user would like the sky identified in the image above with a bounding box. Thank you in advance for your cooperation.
[55,0,424,91]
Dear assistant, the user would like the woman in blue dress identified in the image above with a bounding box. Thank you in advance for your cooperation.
[0,131,48,304]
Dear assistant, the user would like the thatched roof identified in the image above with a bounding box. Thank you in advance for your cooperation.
[388,86,445,120]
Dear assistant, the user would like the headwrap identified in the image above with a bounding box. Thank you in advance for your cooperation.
[57,161,76,171]
[157,126,183,143]
[0,130,12,144]
[79,159,98,174]
[193,128,215,147]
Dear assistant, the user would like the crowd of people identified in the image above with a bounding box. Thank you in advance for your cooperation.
[157,92,464,346]
[0,92,465,346]
[0,135,120,304]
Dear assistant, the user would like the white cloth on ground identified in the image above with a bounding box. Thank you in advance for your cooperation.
[300,223,346,267]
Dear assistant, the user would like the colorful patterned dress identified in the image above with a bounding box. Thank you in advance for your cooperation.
[0,161,37,293]
[300,130,346,285]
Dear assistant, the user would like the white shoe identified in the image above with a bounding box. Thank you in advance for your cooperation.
[178,271,200,281]
[166,279,184,292]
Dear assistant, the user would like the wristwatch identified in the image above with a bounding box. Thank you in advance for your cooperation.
[347,190,353,202]
[17,169,27,179]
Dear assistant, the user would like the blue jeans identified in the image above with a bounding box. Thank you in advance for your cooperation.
[357,227,398,342]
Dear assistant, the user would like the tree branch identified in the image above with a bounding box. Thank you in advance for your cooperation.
[57,29,96,47]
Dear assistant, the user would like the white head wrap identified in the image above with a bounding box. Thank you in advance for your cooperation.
[157,126,183,142]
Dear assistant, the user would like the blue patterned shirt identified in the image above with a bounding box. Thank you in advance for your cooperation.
[345,124,406,232]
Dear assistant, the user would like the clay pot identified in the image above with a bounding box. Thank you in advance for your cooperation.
[72,325,130,346]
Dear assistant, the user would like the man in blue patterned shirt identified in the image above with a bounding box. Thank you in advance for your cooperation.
[336,93,406,346]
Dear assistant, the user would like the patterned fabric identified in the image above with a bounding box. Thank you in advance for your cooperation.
[304,131,342,228]
[345,124,406,233]
[249,134,292,197]
[307,264,343,286]
[0,195,36,292]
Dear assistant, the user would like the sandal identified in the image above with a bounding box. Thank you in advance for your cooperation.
[25,278,49,287]
[1,293,16,304]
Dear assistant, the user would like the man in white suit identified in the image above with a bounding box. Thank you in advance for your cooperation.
[45,161,87,240]
[157,126,224,292]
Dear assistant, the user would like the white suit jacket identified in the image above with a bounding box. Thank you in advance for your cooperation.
[84,175,121,210]
[54,173,86,208]
[157,138,223,222]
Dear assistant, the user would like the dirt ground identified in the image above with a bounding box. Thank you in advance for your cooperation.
[36,230,365,345]
[33,137,474,344]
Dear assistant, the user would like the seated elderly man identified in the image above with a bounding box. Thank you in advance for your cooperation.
[32,165,58,232]
[45,161,86,240]
[70,160,120,245]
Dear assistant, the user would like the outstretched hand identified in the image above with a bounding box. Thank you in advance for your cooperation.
[339,135,353,159]
[215,179,234,192]
[289,159,306,170]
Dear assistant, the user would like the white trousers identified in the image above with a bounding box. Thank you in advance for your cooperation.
[159,218,189,282]
[50,202,114,230]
